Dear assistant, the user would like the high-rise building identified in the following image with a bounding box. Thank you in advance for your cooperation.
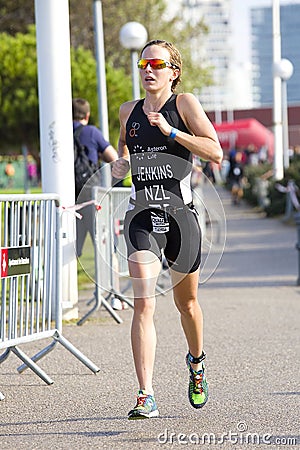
[181,0,233,111]
[251,3,300,106]
[168,1,300,111]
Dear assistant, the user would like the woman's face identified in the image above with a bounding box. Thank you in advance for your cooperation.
[139,45,177,93]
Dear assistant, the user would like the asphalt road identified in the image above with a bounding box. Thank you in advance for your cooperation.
[1,186,299,449]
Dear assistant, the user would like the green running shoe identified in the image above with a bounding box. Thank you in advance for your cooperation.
[128,390,159,420]
[186,352,208,409]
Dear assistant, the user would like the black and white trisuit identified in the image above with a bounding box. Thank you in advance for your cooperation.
[124,94,201,273]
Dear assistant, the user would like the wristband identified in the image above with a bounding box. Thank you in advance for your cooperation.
[169,127,178,139]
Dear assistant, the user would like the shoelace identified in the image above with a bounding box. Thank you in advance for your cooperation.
[192,370,204,394]
[136,394,148,407]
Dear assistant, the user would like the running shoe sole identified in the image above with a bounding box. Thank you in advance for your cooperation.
[128,409,159,420]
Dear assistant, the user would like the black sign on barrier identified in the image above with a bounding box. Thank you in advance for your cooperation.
[0,246,31,278]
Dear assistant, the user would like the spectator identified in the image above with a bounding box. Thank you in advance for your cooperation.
[72,98,117,257]
[228,149,245,205]
[4,160,15,188]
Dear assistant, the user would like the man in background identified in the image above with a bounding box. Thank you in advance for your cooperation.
[228,149,245,205]
[72,97,117,257]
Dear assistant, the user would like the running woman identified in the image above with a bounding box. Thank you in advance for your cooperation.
[112,39,223,419]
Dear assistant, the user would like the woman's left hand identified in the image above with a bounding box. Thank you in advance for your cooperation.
[147,112,172,136]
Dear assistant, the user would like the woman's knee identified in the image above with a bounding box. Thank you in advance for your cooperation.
[134,297,156,316]
[174,296,199,316]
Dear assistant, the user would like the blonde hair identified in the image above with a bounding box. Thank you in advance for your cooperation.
[140,40,182,92]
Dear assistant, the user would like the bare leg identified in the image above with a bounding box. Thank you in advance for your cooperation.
[171,268,204,371]
[128,250,161,394]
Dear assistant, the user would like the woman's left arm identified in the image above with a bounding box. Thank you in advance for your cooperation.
[147,93,223,164]
[176,93,223,164]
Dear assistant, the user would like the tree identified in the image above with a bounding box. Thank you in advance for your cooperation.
[0,26,131,154]
[0,26,39,152]
[71,45,131,146]
[0,0,212,93]
[0,1,214,152]
[69,0,212,93]
[0,0,34,35]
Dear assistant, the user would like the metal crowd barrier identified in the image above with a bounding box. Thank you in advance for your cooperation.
[0,194,100,399]
[77,187,134,326]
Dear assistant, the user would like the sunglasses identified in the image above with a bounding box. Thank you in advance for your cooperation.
[137,58,179,70]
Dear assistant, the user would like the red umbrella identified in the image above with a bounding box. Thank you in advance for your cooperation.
[213,118,274,158]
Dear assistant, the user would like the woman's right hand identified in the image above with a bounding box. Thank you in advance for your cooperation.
[112,158,130,179]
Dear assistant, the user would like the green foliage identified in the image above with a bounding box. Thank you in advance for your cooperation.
[265,156,300,217]
[105,62,132,146]
[0,0,34,35]
[242,157,300,217]
[0,26,38,148]
[100,0,211,94]
[0,0,215,152]
[264,179,286,217]
[243,163,272,206]
[71,46,98,102]
[0,0,213,96]
[285,155,300,182]
[70,45,131,147]
[0,26,131,152]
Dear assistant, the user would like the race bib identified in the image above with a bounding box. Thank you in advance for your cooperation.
[150,211,169,233]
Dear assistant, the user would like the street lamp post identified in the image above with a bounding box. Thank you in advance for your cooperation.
[272,0,284,181]
[93,0,111,187]
[119,22,147,100]
[273,58,294,170]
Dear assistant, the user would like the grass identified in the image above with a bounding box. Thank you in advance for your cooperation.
[77,233,96,289]
[0,187,42,194]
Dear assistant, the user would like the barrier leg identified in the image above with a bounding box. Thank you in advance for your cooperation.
[17,340,57,374]
[0,348,11,364]
[11,346,54,385]
[77,292,101,326]
[53,331,100,373]
[155,284,168,295]
[77,290,123,325]
[0,352,10,398]
[17,332,100,375]
[100,292,124,324]
[120,279,132,295]
[111,289,134,308]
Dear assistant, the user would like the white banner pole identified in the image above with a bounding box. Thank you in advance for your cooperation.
[35,0,78,319]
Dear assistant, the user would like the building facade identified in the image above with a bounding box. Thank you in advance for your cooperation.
[181,0,232,111]
[170,1,300,111]
[251,3,300,107]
